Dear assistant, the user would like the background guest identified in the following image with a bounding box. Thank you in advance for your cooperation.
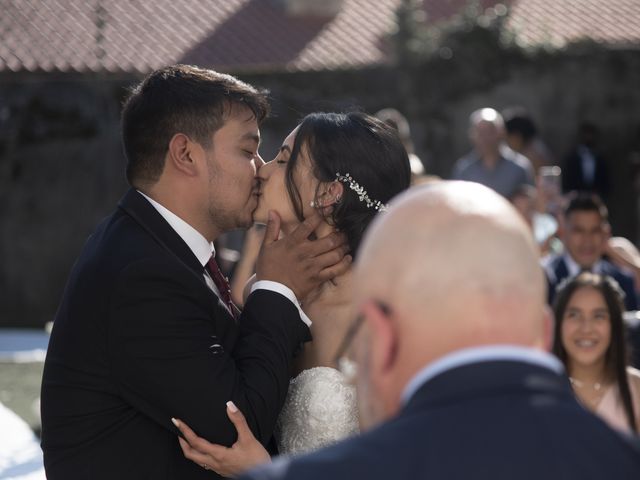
[562,122,610,199]
[503,106,554,173]
[553,273,640,433]
[452,108,534,198]
[375,108,426,183]
[543,192,638,311]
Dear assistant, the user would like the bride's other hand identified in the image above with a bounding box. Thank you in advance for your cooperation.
[173,401,271,477]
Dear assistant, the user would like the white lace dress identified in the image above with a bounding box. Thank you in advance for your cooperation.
[275,366,359,455]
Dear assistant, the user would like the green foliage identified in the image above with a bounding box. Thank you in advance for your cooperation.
[391,0,521,66]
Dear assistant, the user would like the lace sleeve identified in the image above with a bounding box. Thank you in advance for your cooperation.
[275,367,359,456]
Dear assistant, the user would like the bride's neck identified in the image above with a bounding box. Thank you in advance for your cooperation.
[313,220,336,241]
[281,216,335,240]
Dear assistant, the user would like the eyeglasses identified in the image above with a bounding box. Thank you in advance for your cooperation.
[333,301,391,383]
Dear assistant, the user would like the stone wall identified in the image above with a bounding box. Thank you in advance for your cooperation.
[1,48,639,327]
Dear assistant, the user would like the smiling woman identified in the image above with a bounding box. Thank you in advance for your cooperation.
[552,272,640,434]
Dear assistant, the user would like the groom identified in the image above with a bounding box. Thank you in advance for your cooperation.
[40,65,350,479]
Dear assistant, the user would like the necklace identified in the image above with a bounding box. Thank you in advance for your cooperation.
[569,377,603,391]
[569,376,608,410]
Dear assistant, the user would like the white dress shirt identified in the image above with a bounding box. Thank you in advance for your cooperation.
[564,252,603,277]
[577,145,596,186]
[138,191,311,326]
[401,345,564,406]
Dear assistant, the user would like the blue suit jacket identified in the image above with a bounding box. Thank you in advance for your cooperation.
[241,361,640,480]
[544,255,638,311]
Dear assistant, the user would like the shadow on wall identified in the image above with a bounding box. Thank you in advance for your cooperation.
[0,80,130,328]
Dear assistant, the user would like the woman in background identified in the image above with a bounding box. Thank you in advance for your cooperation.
[553,272,640,434]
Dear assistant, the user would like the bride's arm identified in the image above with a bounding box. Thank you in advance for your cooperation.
[230,225,265,307]
[173,401,271,478]
[243,274,258,305]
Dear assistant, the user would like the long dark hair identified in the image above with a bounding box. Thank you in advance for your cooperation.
[284,112,411,256]
[552,272,636,432]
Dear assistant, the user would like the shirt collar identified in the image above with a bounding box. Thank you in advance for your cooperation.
[400,345,564,405]
[138,191,214,267]
[563,252,603,277]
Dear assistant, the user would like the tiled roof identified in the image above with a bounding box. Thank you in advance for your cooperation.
[1,0,639,74]
[0,0,400,73]
[507,0,640,48]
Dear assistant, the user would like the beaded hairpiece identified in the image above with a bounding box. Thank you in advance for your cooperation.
[335,172,388,212]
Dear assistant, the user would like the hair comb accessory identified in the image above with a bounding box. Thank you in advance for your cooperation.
[335,173,388,212]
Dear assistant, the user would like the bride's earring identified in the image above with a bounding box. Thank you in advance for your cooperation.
[310,191,329,209]
[334,194,342,205]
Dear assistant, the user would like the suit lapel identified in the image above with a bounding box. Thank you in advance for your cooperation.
[118,189,205,275]
[118,189,237,317]
[554,257,569,284]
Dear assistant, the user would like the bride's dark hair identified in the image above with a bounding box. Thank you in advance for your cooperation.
[285,111,411,256]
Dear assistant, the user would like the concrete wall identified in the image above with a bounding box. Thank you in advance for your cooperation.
[1,48,639,327]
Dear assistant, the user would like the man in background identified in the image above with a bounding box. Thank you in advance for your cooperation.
[544,192,637,311]
[452,107,534,198]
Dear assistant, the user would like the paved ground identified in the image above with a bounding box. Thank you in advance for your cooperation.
[0,361,44,434]
[0,329,48,479]
[0,329,49,434]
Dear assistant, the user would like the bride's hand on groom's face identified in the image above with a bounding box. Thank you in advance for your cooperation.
[255,210,352,300]
[173,402,270,477]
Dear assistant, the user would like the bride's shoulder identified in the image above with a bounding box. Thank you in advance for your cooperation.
[277,366,359,455]
[291,366,351,389]
[285,366,357,425]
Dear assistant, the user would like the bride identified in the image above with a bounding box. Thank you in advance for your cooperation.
[173,111,411,475]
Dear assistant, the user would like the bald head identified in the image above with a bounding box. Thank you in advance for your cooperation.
[356,181,546,357]
[469,108,504,157]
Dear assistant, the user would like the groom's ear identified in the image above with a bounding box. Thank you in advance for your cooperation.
[167,133,200,177]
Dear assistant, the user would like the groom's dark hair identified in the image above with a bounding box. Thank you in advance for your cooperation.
[121,64,269,188]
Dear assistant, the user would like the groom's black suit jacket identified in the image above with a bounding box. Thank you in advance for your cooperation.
[242,360,640,480]
[41,189,310,480]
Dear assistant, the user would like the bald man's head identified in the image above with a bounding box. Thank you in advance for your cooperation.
[349,182,550,429]
[356,181,546,355]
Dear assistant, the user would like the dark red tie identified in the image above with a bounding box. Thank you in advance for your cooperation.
[206,256,239,319]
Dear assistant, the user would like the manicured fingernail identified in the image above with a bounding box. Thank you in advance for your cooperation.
[226,401,238,413]
[171,417,180,427]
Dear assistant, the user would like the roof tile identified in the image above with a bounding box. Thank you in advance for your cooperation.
[0,0,638,74]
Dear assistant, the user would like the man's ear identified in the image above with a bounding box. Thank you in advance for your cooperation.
[167,133,199,177]
[361,301,398,382]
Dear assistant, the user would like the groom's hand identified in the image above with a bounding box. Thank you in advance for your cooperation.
[255,210,351,300]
